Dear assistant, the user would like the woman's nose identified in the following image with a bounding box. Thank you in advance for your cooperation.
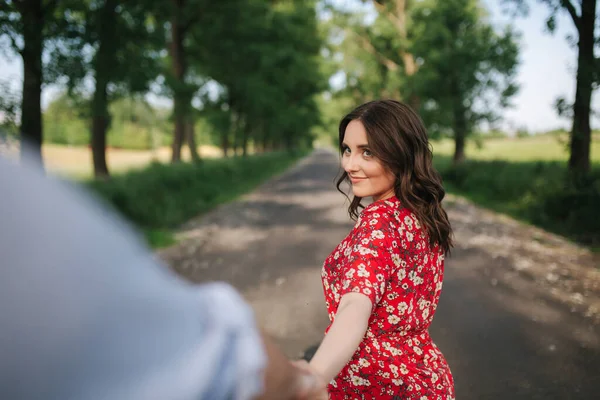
[344,154,359,173]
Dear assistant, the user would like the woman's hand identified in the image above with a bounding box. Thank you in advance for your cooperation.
[291,359,329,400]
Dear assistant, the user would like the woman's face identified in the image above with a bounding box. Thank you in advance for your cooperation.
[341,120,395,202]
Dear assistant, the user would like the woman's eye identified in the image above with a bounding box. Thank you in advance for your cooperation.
[342,147,350,154]
[363,149,372,157]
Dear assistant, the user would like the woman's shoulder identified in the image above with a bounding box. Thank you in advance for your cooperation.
[356,197,401,230]
[359,197,424,234]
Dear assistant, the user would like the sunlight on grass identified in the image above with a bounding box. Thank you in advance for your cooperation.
[431,134,600,164]
[40,144,224,179]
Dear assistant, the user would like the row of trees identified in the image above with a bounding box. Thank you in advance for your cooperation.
[1,0,597,179]
[0,0,324,177]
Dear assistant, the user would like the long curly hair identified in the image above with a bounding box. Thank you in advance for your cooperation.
[336,99,453,255]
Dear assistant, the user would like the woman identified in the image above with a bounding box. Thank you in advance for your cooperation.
[304,100,455,399]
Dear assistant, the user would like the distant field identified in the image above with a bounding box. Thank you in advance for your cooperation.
[431,134,600,164]
[2,143,224,179]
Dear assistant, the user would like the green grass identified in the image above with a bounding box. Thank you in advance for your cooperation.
[87,151,307,248]
[432,148,600,248]
[431,134,600,164]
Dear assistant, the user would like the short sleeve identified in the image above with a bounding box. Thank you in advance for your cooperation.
[338,207,395,307]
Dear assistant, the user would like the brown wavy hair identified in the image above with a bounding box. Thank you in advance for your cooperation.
[336,99,453,255]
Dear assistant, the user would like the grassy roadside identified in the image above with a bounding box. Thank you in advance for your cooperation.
[87,151,308,248]
[433,156,600,251]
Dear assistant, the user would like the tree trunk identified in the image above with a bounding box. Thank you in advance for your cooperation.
[19,0,44,168]
[232,113,243,157]
[452,102,467,164]
[241,126,250,157]
[221,132,230,157]
[568,0,596,175]
[170,0,187,163]
[90,0,118,179]
[262,135,269,153]
[186,120,201,163]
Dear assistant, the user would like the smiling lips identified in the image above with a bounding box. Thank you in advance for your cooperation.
[349,176,367,184]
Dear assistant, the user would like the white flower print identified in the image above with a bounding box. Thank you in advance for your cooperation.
[371,229,384,239]
[388,314,400,324]
[397,268,406,280]
[359,358,370,367]
[397,302,408,314]
[357,268,370,278]
[351,376,368,386]
[358,246,371,255]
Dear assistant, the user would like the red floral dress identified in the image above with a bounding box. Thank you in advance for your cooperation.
[321,196,455,399]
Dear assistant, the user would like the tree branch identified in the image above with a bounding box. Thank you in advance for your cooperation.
[372,0,403,29]
[347,28,399,71]
[370,0,417,75]
[560,0,581,32]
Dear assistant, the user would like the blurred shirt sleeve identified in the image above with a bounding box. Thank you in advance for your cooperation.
[0,155,266,400]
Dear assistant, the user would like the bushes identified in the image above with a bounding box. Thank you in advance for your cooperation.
[87,151,304,233]
[436,157,600,247]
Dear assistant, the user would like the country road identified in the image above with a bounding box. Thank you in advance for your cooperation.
[159,149,600,399]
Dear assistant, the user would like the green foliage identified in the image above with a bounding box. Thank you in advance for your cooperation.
[44,93,89,146]
[44,93,173,149]
[0,79,19,137]
[437,157,600,246]
[193,0,326,152]
[411,0,520,146]
[87,151,306,231]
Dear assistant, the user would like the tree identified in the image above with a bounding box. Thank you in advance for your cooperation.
[411,0,520,163]
[504,0,598,175]
[83,0,164,178]
[195,0,324,156]
[0,0,83,167]
[369,0,420,108]
[163,0,220,163]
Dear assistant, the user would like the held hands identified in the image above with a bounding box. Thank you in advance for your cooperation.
[290,359,329,400]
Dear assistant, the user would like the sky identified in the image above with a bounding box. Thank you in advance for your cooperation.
[0,0,598,133]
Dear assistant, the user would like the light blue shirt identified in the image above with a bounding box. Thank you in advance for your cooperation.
[0,155,266,400]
